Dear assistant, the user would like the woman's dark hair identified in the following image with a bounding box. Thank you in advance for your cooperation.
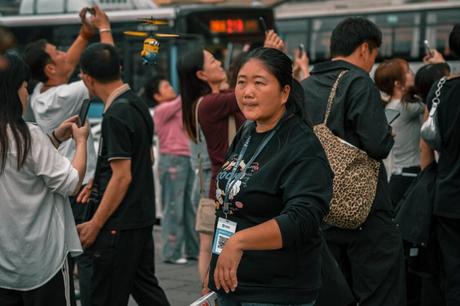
[0,52,31,174]
[449,24,460,56]
[237,47,308,123]
[330,17,382,57]
[414,63,451,102]
[177,48,212,142]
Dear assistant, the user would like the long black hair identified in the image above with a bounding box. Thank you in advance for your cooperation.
[237,47,309,124]
[177,48,212,142]
[0,52,31,174]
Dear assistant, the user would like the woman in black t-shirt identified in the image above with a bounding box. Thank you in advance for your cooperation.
[207,48,333,306]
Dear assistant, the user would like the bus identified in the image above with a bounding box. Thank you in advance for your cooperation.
[0,5,275,91]
[275,1,460,72]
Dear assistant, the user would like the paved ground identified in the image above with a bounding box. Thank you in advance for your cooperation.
[76,226,202,306]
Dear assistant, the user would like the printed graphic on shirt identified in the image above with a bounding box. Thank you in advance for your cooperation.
[215,155,260,215]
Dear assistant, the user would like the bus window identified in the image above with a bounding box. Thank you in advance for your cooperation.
[310,16,343,62]
[426,10,460,59]
[373,12,421,60]
[277,19,308,55]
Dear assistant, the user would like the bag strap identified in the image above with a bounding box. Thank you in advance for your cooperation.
[323,70,348,124]
[228,115,236,146]
[429,76,447,117]
[194,97,206,196]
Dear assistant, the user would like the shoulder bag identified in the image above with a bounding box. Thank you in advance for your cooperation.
[420,77,446,151]
[194,98,237,234]
[313,71,380,229]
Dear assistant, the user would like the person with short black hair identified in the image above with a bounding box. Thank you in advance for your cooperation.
[302,17,406,306]
[77,43,169,306]
[147,75,199,264]
[22,7,113,306]
[143,75,167,107]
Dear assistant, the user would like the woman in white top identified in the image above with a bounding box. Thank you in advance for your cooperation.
[375,58,424,207]
[0,52,88,306]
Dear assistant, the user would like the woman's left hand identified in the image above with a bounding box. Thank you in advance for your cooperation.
[54,115,79,142]
[214,236,243,293]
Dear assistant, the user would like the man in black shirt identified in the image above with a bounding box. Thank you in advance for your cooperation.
[77,43,169,306]
[302,18,406,306]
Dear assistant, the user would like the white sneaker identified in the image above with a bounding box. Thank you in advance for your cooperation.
[164,258,188,265]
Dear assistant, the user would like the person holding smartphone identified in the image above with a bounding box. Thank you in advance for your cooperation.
[374,58,424,206]
[0,52,89,306]
[23,6,113,306]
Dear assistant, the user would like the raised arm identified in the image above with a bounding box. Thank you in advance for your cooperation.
[91,6,114,46]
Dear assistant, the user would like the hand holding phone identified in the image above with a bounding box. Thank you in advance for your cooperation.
[259,17,268,33]
[298,43,305,54]
[78,99,91,127]
[424,40,434,57]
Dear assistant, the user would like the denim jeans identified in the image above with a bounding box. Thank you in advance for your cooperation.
[217,294,316,306]
[159,154,198,261]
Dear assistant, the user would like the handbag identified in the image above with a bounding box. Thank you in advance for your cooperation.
[313,70,380,229]
[420,77,446,151]
[194,98,237,234]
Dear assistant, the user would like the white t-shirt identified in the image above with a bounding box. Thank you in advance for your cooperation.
[0,124,82,290]
[30,80,96,184]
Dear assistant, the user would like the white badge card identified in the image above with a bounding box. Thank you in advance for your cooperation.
[212,217,237,255]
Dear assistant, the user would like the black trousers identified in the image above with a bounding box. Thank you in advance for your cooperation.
[436,216,460,306]
[0,260,71,306]
[388,166,420,208]
[89,225,170,306]
[325,210,406,306]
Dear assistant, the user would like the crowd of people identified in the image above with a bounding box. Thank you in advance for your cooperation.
[0,4,459,306]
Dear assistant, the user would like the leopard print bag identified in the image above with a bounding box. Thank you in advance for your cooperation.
[314,70,380,229]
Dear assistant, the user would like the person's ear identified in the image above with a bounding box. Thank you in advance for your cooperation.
[44,63,55,77]
[394,80,402,89]
[281,84,291,105]
[153,92,162,103]
[196,70,207,82]
[360,42,370,60]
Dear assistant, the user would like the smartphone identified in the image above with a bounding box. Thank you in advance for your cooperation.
[385,108,400,124]
[78,99,91,127]
[298,43,305,54]
[259,17,268,32]
[189,291,217,306]
[423,40,433,57]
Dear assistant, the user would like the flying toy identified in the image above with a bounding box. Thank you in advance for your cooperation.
[124,18,179,65]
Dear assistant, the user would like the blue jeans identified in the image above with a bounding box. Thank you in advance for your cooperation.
[217,294,316,306]
[159,154,198,261]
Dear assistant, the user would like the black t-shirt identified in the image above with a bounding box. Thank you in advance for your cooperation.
[208,115,333,304]
[427,76,460,218]
[96,90,155,230]
[302,60,394,213]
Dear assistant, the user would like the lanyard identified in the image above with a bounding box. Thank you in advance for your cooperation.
[222,120,282,217]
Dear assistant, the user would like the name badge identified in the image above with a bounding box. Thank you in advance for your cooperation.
[212,217,237,255]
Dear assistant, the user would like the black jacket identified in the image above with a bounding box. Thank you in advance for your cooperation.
[208,115,333,304]
[302,60,394,212]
